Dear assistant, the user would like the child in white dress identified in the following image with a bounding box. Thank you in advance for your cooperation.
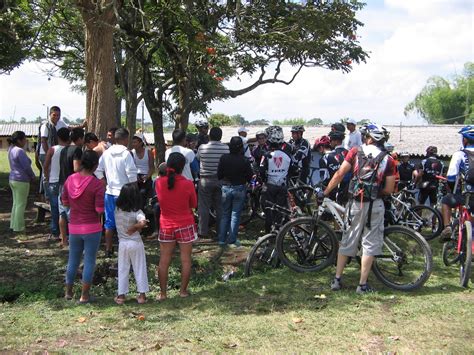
[114,183,149,304]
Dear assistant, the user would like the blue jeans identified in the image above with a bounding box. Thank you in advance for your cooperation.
[66,232,102,284]
[217,185,246,245]
[47,182,60,236]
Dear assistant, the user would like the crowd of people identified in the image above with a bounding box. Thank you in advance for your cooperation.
[7,105,474,300]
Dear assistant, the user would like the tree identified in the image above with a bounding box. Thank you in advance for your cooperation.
[116,1,368,161]
[208,113,233,127]
[404,62,474,124]
[231,114,248,126]
[0,2,34,73]
[74,0,117,138]
[273,118,306,126]
[307,118,323,126]
[248,119,270,126]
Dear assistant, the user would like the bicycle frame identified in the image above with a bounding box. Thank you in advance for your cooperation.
[457,196,474,254]
[318,198,347,232]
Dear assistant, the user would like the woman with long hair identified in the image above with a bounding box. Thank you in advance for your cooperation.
[8,131,35,234]
[61,150,105,303]
[155,152,197,301]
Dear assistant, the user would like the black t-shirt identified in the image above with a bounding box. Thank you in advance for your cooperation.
[217,153,253,186]
[59,145,83,185]
[398,161,415,182]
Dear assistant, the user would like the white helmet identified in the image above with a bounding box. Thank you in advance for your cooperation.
[195,119,209,128]
[265,126,284,144]
[362,123,389,142]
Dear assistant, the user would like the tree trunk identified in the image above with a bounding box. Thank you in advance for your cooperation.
[76,0,117,139]
[125,58,139,139]
[175,75,191,131]
[142,67,166,164]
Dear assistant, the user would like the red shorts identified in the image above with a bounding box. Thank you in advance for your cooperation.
[158,224,198,244]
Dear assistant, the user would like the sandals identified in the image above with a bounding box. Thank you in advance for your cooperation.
[114,296,125,305]
[137,295,147,304]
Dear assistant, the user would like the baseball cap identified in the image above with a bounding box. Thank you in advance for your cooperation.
[346,118,357,125]
[133,132,147,144]
[238,127,249,133]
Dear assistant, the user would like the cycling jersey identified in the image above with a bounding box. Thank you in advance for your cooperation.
[419,157,444,182]
[447,145,474,192]
[290,138,310,182]
[259,149,292,186]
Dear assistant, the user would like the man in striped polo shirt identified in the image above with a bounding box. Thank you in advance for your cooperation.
[196,127,230,239]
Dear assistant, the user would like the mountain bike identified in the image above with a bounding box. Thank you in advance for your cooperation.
[244,202,297,277]
[276,193,433,291]
[386,193,443,241]
[441,193,473,287]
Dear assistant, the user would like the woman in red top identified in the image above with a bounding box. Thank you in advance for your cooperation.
[155,152,197,300]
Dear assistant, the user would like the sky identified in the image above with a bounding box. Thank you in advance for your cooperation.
[0,0,472,125]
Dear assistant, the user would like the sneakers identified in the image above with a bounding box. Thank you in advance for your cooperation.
[330,277,342,291]
[439,226,453,243]
[228,240,241,249]
[356,283,375,294]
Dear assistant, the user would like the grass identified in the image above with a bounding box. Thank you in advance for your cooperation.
[0,153,473,352]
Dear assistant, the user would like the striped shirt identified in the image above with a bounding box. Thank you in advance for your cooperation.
[197,141,230,177]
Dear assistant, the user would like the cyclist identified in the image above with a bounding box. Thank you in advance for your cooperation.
[289,125,310,183]
[439,126,474,241]
[251,130,269,171]
[398,151,415,190]
[311,136,331,185]
[320,130,348,203]
[322,123,397,294]
[416,146,444,207]
[195,119,210,149]
[259,126,293,233]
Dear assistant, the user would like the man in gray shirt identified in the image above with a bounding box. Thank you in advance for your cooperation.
[196,127,230,238]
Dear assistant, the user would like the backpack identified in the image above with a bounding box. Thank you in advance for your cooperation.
[348,147,388,202]
[463,150,474,185]
[422,157,443,182]
[36,121,57,154]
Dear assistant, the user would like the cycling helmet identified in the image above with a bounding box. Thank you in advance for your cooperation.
[290,125,305,132]
[426,146,438,156]
[459,125,474,140]
[384,142,394,153]
[255,130,267,138]
[399,151,410,157]
[328,130,345,141]
[266,125,284,144]
[314,135,330,148]
[194,119,209,128]
[362,123,388,142]
[331,123,345,133]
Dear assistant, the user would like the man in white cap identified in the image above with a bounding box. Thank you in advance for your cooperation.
[238,127,252,160]
[344,118,363,150]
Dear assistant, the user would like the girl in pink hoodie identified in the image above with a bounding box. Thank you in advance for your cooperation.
[61,150,105,303]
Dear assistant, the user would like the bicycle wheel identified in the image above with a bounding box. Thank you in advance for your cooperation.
[442,219,460,266]
[460,221,472,288]
[275,217,337,273]
[372,225,433,291]
[244,233,280,277]
[402,205,443,241]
